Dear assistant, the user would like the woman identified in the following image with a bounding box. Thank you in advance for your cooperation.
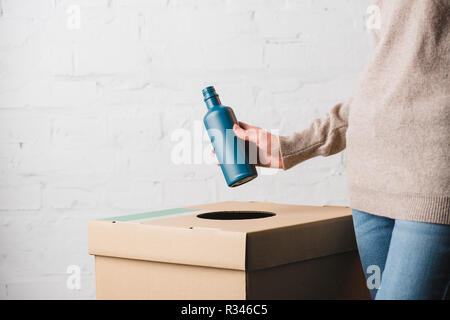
[233,0,450,299]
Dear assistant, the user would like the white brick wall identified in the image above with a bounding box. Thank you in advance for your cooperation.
[0,0,373,299]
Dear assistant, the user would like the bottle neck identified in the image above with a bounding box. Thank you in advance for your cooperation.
[202,86,222,109]
[205,95,221,109]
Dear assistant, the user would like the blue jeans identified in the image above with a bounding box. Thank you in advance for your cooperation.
[352,209,450,300]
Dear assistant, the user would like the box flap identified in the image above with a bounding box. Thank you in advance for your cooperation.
[185,202,356,271]
[89,201,356,271]
[245,216,356,271]
[88,219,247,270]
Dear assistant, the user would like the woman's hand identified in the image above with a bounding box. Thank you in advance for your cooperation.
[233,121,282,169]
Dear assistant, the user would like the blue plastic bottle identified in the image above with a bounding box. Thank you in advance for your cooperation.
[202,86,258,187]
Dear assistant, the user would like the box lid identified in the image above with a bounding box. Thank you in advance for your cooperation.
[88,201,356,271]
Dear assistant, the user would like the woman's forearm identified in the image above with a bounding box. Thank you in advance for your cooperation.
[279,98,351,170]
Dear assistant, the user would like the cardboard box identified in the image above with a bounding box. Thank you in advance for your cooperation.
[88,201,370,299]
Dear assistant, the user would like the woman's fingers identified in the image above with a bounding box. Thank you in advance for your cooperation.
[238,121,251,130]
[238,121,259,131]
[233,124,248,141]
[233,123,258,144]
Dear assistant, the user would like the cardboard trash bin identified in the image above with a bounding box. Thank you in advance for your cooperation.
[88,201,370,300]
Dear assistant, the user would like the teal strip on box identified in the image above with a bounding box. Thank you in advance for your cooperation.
[102,207,198,222]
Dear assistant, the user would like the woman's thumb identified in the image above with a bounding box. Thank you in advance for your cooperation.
[233,124,249,141]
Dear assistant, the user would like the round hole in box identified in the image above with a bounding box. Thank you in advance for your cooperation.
[196,211,275,220]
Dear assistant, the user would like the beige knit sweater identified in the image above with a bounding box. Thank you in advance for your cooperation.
[279,0,450,225]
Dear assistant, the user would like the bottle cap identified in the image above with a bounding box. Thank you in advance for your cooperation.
[202,86,221,108]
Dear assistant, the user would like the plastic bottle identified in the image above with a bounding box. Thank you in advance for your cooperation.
[202,86,258,187]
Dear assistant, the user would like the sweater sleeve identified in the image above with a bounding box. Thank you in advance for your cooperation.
[278,99,351,170]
